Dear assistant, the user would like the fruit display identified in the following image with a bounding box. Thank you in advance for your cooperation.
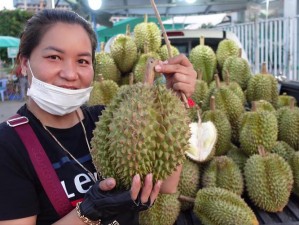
[90,18,299,224]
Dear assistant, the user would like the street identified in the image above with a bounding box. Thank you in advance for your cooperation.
[0,100,25,123]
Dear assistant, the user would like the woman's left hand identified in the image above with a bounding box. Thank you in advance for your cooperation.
[154,54,197,98]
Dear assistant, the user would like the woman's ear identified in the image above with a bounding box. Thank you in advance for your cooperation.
[20,57,28,76]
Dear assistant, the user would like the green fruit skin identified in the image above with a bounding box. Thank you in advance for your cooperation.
[216,39,239,69]
[288,151,299,196]
[88,80,119,106]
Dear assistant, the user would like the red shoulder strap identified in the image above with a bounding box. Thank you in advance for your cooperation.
[7,115,73,217]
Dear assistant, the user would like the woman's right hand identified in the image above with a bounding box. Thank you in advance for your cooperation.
[79,174,162,224]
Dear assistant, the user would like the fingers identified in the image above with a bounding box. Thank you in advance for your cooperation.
[99,178,116,191]
[130,174,162,206]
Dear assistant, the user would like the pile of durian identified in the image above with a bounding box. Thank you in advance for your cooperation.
[88,15,299,225]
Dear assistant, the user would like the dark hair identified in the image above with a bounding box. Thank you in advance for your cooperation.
[17,9,97,65]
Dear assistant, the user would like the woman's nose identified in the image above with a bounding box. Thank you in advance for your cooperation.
[60,61,78,80]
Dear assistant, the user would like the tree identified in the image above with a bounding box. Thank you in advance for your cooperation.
[0,9,33,66]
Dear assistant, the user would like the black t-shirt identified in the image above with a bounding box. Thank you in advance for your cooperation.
[0,104,104,224]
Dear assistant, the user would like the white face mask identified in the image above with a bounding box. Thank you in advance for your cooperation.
[26,60,93,116]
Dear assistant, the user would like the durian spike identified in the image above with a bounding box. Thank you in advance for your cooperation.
[129,72,134,85]
[290,97,295,110]
[210,96,216,111]
[251,101,257,111]
[261,62,268,74]
[258,145,267,157]
[150,0,189,109]
[126,24,131,36]
[200,36,205,46]
[238,48,242,58]
[178,195,195,203]
[225,70,230,85]
[197,69,203,80]
[197,110,202,126]
[144,57,159,85]
[215,74,221,88]
[100,42,105,52]
[144,41,149,54]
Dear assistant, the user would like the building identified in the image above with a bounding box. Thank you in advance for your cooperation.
[13,0,71,12]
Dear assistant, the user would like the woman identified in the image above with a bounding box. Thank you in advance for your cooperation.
[0,9,196,225]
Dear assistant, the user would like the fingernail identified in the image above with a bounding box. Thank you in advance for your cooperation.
[157,180,162,188]
[162,60,168,65]
[134,174,140,182]
[155,65,162,72]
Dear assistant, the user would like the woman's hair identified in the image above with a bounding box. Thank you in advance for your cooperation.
[17,9,97,65]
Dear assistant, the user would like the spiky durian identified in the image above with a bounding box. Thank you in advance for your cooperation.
[134,14,161,53]
[288,151,299,196]
[189,36,217,84]
[191,69,209,107]
[94,43,121,84]
[246,63,278,108]
[239,102,278,156]
[270,141,296,161]
[88,76,119,106]
[192,187,259,225]
[276,98,299,150]
[91,62,190,189]
[277,92,297,108]
[202,156,244,195]
[244,147,293,212]
[202,96,231,156]
[186,112,217,163]
[216,39,239,70]
[178,158,201,211]
[254,99,276,113]
[139,193,181,225]
[110,25,138,73]
[158,44,180,61]
[227,144,248,173]
[222,48,252,90]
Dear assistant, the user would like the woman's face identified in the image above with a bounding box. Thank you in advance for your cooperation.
[21,22,94,89]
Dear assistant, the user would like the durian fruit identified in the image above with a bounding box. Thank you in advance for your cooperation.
[254,99,276,113]
[202,156,244,195]
[134,14,161,53]
[110,24,138,73]
[189,36,217,84]
[94,43,121,84]
[246,63,278,108]
[192,187,259,225]
[270,141,296,161]
[186,111,217,163]
[191,69,209,107]
[158,44,180,61]
[133,42,161,83]
[227,144,248,173]
[216,39,239,70]
[276,98,299,150]
[120,72,134,86]
[288,151,299,196]
[178,158,201,211]
[277,92,297,108]
[239,102,278,156]
[222,48,252,90]
[202,96,232,156]
[91,63,190,189]
[88,75,119,106]
[244,147,293,212]
[139,192,181,225]
[203,75,244,144]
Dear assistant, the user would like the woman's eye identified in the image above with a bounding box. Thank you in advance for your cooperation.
[78,59,89,64]
[48,55,60,60]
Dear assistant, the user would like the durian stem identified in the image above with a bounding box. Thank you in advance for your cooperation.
[97,74,104,82]
[290,97,295,110]
[261,62,268,74]
[129,72,134,85]
[100,42,105,52]
[144,57,159,85]
[197,69,203,80]
[215,74,221,88]
[144,14,148,23]
[150,0,189,109]
[225,70,230,85]
[238,48,242,58]
[210,96,216,111]
[258,145,266,157]
[178,195,195,203]
[126,24,131,36]
[251,101,257,111]
[200,36,205,46]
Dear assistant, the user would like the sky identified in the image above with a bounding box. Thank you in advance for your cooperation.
[0,0,15,10]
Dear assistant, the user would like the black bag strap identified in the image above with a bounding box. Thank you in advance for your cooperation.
[7,114,73,217]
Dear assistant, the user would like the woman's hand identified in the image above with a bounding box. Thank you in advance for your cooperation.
[154,54,197,98]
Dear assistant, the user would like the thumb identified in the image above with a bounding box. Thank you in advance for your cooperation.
[99,178,116,191]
